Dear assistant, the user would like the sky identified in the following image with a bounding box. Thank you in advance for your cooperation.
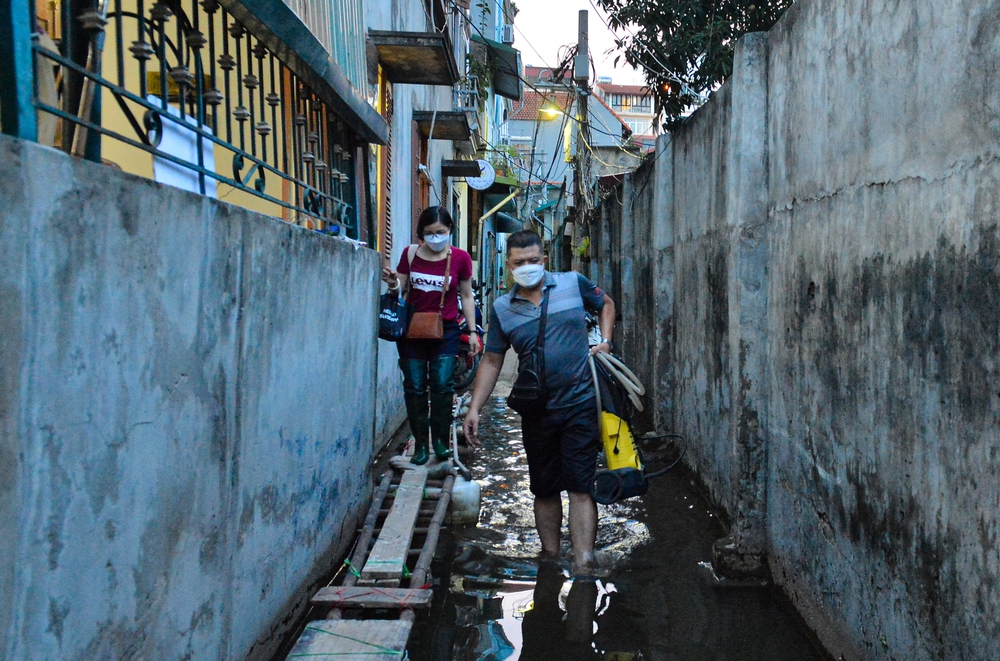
[513,0,646,86]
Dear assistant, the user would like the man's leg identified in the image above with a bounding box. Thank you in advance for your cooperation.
[567,492,597,569]
[521,412,563,558]
[533,495,563,557]
[560,399,601,571]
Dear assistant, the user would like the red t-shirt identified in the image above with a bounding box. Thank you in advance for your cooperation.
[397,246,473,321]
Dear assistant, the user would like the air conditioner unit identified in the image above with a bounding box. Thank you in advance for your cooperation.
[501,23,514,44]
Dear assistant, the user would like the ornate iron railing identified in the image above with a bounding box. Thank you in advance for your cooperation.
[28,0,367,235]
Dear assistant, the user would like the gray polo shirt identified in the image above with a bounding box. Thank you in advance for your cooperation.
[486,271,606,410]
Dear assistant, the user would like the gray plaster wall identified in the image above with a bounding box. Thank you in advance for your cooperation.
[589,0,1000,658]
[765,1,1000,657]
[0,134,384,661]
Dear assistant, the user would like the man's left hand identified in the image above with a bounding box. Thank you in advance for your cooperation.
[590,341,611,356]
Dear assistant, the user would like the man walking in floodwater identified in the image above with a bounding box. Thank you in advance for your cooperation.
[463,230,616,572]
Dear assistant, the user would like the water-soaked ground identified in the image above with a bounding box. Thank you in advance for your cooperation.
[407,393,832,661]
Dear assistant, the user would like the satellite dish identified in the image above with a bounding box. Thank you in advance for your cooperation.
[466,159,496,190]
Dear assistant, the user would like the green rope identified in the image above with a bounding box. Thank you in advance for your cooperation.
[343,559,362,578]
[364,559,412,577]
[288,654,394,658]
[299,626,403,657]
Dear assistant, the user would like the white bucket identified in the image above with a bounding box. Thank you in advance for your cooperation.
[448,476,481,524]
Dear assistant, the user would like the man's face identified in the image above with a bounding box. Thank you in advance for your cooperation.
[506,244,546,272]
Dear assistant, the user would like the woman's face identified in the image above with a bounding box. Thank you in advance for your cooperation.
[422,221,451,240]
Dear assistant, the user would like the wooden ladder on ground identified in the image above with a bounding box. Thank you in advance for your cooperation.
[285,466,455,661]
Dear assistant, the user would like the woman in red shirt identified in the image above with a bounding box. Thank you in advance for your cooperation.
[382,207,480,464]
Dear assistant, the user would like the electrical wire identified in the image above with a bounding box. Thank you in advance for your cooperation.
[584,0,684,86]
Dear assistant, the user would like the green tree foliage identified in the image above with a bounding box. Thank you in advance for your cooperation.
[597,0,792,129]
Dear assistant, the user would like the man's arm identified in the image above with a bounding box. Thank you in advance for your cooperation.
[462,351,505,448]
[590,293,616,355]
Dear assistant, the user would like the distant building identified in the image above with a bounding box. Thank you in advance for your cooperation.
[594,78,659,148]
[507,68,644,268]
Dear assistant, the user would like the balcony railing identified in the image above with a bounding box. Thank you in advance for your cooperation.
[453,76,479,112]
[3,0,386,237]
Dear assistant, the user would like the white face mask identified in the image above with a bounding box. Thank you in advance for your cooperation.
[512,264,545,288]
[423,233,451,252]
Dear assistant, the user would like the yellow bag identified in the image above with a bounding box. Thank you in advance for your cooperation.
[600,412,643,471]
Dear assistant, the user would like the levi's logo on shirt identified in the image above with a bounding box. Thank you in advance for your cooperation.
[410,271,446,293]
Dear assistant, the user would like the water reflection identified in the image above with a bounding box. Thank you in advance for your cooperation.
[408,395,829,661]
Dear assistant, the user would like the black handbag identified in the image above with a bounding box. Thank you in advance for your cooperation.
[378,292,413,342]
[507,289,549,418]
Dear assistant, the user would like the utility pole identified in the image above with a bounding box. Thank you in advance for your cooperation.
[572,9,591,275]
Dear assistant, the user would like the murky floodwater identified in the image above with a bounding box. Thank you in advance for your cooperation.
[407,395,831,661]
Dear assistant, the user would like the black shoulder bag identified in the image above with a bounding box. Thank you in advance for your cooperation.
[506,289,549,418]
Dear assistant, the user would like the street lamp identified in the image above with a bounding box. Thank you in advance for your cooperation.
[539,102,561,120]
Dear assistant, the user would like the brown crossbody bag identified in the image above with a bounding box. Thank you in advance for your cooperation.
[404,245,451,340]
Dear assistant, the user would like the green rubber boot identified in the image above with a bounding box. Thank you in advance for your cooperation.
[404,390,431,465]
[411,432,430,466]
[429,355,457,461]
[429,392,453,460]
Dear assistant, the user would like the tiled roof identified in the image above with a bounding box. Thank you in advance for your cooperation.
[510,90,574,120]
[590,94,630,131]
[596,82,651,96]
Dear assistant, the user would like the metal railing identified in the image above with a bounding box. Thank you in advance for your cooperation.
[24,0,364,234]
[453,75,478,112]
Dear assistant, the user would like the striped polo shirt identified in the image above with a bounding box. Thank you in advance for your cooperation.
[486,271,606,410]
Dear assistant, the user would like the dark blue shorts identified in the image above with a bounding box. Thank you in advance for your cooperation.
[520,397,600,498]
[396,320,461,361]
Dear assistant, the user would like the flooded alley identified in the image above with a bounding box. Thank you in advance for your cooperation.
[405,381,831,661]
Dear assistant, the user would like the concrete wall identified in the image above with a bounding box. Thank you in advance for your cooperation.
[0,135,385,661]
[590,1,1000,659]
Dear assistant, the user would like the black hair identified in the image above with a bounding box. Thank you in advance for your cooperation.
[416,206,454,236]
[506,229,543,255]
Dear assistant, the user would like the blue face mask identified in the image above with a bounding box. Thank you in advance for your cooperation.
[424,233,451,252]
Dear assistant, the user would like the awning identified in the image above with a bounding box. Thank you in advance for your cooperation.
[470,34,522,101]
[495,212,524,233]
[533,198,557,214]
[369,31,459,86]
[484,193,517,213]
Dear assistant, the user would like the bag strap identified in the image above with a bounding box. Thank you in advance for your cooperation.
[536,287,549,349]
[403,245,417,301]
[403,245,451,312]
[438,248,452,312]
[536,287,550,376]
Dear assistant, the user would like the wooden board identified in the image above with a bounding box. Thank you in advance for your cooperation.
[311,586,433,609]
[362,468,427,582]
[287,619,412,660]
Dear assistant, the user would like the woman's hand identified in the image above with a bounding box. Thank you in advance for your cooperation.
[468,333,482,356]
[382,267,399,290]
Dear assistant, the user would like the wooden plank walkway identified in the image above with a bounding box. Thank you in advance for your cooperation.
[361,467,427,583]
[287,620,411,660]
[310,586,433,610]
[281,469,457,661]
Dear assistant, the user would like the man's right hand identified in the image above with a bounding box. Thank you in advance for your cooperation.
[463,409,481,449]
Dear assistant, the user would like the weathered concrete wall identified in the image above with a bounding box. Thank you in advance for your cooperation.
[668,83,738,513]
[0,134,385,661]
[764,1,1000,658]
[591,1,1000,659]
